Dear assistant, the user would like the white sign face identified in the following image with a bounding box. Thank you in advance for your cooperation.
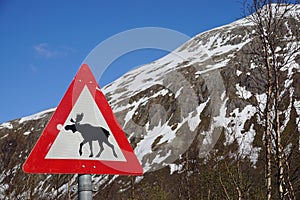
[46,86,126,161]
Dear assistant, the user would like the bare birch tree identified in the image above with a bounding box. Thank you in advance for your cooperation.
[243,0,300,199]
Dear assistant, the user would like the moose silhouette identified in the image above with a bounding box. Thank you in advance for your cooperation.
[64,113,118,158]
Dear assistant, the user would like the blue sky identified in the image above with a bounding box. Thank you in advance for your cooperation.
[0,0,243,123]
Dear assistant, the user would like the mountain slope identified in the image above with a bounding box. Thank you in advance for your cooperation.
[0,5,300,199]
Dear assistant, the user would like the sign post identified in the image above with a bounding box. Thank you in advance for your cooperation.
[23,64,143,199]
[78,174,92,200]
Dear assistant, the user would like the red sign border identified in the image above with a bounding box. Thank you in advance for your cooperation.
[23,64,143,175]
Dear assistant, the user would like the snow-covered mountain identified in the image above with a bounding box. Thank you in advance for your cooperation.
[1,5,299,199]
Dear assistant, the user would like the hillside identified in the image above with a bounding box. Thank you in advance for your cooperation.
[0,4,299,199]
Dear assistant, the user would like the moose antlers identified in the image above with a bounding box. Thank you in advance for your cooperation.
[70,113,84,123]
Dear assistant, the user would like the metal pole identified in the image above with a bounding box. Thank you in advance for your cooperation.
[78,174,92,200]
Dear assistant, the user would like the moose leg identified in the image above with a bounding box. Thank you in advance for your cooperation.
[104,140,118,158]
[79,140,87,156]
[88,141,93,157]
[96,142,104,157]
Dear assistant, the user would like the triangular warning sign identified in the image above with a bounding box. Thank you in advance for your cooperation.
[23,64,143,175]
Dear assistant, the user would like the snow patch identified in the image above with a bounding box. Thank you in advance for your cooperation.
[250,63,257,69]
[0,122,13,129]
[255,93,267,115]
[135,176,144,184]
[221,91,226,101]
[284,79,293,88]
[135,121,176,167]
[23,131,31,136]
[120,88,173,128]
[19,107,56,123]
[0,134,8,140]
[225,105,259,164]
[168,163,184,175]
[201,97,228,148]
[195,59,230,75]
[236,83,252,99]
[188,98,210,131]
[202,94,260,165]
[152,150,172,165]
[175,87,183,98]
[213,97,229,127]
[93,175,110,187]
